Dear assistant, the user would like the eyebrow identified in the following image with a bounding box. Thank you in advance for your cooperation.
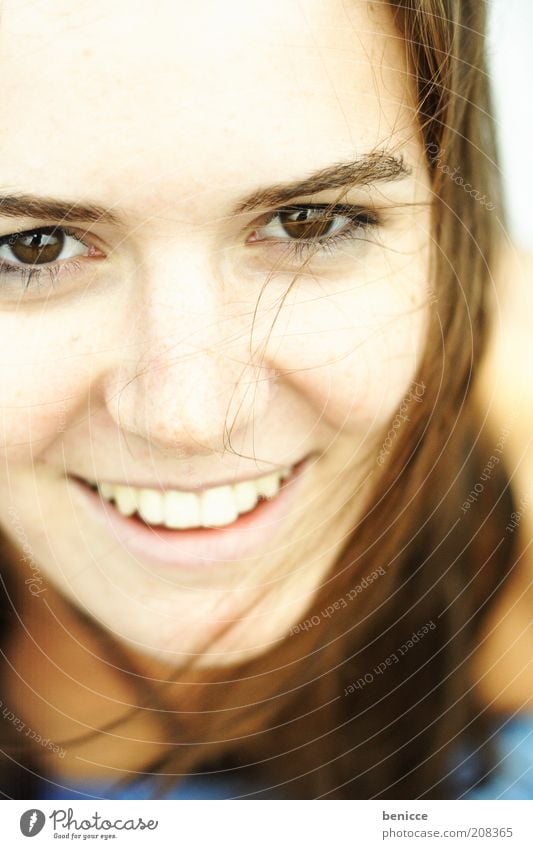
[0,152,410,226]
[0,194,121,226]
[233,152,411,214]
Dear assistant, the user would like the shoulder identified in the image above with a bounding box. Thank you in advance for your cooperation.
[452,713,533,800]
[471,243,533,720]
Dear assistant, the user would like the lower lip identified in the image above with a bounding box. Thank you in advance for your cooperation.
[68,457,313,569]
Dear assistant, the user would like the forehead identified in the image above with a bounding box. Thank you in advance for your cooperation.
[0,0,420,216]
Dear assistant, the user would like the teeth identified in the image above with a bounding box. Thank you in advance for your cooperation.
[104,484,137,516]
[233,480,260,513]
[201,485,239,527]
[255,471,282,499]
[138,489,165,525]
[94,465,293,529]
[98,481,115,500]
[164,491,201,529]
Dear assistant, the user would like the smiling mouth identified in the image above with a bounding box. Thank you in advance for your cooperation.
[70,456,314,568]
[81,463,300,531]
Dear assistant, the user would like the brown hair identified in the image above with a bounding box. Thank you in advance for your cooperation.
[0,0,522,799]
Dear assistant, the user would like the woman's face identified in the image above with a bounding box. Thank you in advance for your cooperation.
[0,0,431,666]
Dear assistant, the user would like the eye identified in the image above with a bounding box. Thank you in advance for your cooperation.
[0,226,92,267]
[247,204,379,260]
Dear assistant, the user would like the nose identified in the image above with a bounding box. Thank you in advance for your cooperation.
[99,242,278,457]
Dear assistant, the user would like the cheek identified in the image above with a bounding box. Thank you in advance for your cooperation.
[264,263,429,432]
[0,318,92,464]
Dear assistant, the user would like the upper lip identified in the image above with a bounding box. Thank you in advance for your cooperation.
[70,456,309,494]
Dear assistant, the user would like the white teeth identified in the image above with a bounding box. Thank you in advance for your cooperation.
[233,480,260,514]
[255,471,282,499]
[98,481,115,500]
[201,485,239,527]
[94,465,294,529]
[137,489,164,525]
[164,491,201,529]
[103,483,137,516]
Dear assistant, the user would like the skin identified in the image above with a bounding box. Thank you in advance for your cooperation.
[471,245,533,716]
[0,0,434,779]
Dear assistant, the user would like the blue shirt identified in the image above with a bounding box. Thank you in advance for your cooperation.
[449,712,533,800]
[36,712,533,800]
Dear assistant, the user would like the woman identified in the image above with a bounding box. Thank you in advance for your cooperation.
[0,0,529,799]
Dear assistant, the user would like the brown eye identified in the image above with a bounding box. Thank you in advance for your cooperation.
[247,204,379,260]
[278,208,337,240]
[6,228,65,265]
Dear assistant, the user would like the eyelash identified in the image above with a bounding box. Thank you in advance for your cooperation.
[0,204,380,293]
[0,226,91,291]
[253,204,380,260]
